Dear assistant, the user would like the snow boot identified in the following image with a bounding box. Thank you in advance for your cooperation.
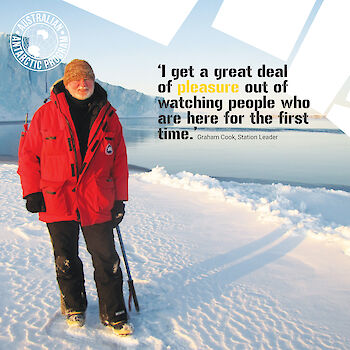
[66,312,86,327]
[104,320,134,336]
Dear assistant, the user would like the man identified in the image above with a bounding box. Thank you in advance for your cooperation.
[18,59,133,336]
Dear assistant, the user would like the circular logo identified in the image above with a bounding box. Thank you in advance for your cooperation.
[10,11,70,71]
[105,144,113,155]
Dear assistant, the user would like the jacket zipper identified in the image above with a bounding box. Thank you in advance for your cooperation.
[78,105,111,181]
[54,100,79,182]
[65,119,79,181]
[88,104,111,146]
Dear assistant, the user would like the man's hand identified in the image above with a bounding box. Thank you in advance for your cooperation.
[25,192,46,213]
[111,200,125,227]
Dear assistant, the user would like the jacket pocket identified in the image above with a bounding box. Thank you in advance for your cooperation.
[40,181,72,216]
[42,130,67,156]
[95,177,115,213]
[41,154,71,182]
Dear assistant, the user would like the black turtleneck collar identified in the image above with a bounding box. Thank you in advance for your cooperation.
[63,88,100,161]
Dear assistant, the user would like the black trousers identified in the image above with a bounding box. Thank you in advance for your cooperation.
[47,220,127,323]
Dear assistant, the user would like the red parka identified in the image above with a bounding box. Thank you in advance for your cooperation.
[18,81,128,226]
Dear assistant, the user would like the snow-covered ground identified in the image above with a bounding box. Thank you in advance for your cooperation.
[0,163,350,349]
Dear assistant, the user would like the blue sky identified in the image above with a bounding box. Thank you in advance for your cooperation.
[1,0,286,97]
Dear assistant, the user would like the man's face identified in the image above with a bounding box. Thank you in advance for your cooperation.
[66,78,94,100]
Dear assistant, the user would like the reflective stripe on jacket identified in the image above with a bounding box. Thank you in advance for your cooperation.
[18,82,128,226]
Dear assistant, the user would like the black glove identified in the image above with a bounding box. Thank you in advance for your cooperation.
[111,200,125,228]
[25,192,46,213]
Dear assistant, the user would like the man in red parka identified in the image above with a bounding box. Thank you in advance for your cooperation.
[18,59,133,335]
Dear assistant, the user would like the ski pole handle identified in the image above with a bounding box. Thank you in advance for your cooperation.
[24,113,28,131]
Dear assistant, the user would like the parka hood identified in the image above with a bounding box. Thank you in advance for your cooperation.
[51,79,107,103]
[50,79,109,126]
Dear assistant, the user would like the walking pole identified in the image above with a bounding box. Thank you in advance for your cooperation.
[24,113,29,131]
[116,225,140,312]
[19,113,29,156]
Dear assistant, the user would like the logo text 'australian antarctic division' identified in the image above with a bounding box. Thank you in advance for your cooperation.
[10,11,70,71]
